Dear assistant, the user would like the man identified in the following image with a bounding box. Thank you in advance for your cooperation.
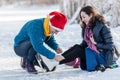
[14,11,67,74]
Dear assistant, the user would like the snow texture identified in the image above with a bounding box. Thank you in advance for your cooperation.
[0,4,120,80]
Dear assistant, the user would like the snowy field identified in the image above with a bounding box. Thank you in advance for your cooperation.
[0,5,120,80]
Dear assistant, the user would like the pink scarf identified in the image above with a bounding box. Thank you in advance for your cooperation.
[84,25,99,53]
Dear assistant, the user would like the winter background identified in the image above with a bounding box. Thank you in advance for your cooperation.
[0,3,120,80]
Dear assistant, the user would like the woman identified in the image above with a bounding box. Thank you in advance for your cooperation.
[59,5,117,71]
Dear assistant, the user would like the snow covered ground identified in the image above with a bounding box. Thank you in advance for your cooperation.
[0,4,120,80]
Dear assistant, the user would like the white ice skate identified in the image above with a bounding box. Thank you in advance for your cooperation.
[35,54,59,72]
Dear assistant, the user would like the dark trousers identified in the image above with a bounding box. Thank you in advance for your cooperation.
[14,40,37,64]
[60,44,87,70]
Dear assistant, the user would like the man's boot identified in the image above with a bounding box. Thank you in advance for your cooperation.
[26,62,38,74]
[20,57,26,69]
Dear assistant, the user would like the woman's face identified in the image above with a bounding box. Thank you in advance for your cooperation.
[80,11,92,25]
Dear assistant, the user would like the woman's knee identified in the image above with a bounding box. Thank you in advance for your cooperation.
[73,44,80,48]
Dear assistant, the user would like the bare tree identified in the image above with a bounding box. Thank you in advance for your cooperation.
[0,0,13,5]
[110,0,120,27]
[0,0,58,6]
[60,0,120,27]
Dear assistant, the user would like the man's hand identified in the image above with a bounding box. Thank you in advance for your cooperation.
[54,55,65,62]
[56,48,62,54]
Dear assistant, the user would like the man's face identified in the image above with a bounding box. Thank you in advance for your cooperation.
[50,26,59,34]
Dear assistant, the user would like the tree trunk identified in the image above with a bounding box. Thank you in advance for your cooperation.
[59,0,120,27]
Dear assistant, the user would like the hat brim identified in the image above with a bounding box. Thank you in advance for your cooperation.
[49,22,63,32]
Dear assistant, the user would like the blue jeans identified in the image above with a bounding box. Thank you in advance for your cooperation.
[14,40,37,64]
[85,48,106,71]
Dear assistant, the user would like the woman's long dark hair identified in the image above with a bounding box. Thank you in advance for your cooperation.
[79,5,106,28]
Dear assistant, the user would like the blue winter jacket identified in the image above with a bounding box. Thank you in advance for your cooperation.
[14,18,59,59]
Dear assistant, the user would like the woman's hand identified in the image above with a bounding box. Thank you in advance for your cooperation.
[90,36,97,45]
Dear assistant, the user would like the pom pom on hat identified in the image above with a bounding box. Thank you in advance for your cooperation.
[49,11,67,31]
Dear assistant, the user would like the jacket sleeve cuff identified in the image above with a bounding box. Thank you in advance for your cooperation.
[48,53,55,59]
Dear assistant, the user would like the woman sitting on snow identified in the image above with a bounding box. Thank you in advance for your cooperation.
[59,5,119,72]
